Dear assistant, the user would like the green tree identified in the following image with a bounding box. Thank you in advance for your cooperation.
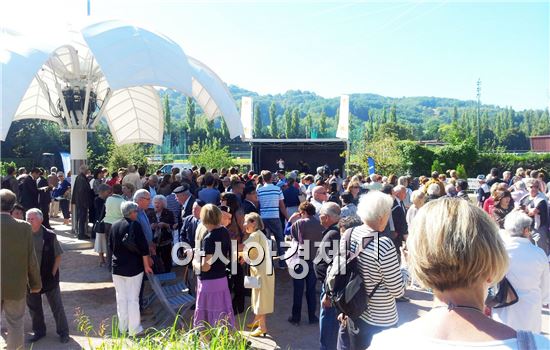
[319,111,327,137]
[185,97,196,135]
[389,104,397,123]
[253,104,262,138]
[431,159,443,173]
[220,118,230,140]
[88,121,114,170]
[291,108,300,138]
[451,106,458,123]
[284,108,292,138]
[380,106,387,124]
[456,164,468,179]
[269,102,278,137]
[304,113,313,138]
[188,139,234,170]
[500,128,530,151]
[374,122,414,140]
[205,119,215,139]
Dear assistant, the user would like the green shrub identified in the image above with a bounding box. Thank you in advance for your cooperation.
[475,152,550,175]
[456,164,468,179]
[0,161,17,176]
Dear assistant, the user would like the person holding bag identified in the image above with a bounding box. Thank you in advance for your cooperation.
[93,184,111,267]
[109,201,153,336]
[146,195,175,273]
[241,213,275,337]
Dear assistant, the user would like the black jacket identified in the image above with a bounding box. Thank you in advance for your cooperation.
[391,199,408,236]
[20,175,39,210]
[72,173,91,208]
[37,176,51,207]
[181,195,195,219]
[242,200,258,215]
[40,227,60,293]
[314,224,340,283]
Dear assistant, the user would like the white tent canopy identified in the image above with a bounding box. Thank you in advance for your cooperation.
[1,20,243,145]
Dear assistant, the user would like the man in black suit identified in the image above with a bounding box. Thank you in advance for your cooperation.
[174,184,195,221]
[391,185,409,302]
[20,168,43,211]
[242,186,259,215]
[391,185,408,255]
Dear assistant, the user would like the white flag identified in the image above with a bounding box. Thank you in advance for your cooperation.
[241,96,253,140]
[336,95,349,139]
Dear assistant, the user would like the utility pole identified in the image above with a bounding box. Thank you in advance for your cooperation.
[476,78,481,150]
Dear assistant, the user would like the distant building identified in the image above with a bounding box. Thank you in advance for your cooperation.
[530,135,550,152]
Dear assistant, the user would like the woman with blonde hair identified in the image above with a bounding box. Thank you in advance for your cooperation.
[371,198,549,348]
[192,204,234,329]
[240,213,275,337]
[346,180,361,203]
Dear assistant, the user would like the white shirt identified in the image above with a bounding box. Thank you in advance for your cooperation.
[492,235,550,333]
[371,326,550,350]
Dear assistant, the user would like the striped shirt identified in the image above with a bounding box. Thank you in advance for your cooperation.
[257,184,284,219]
[340,224,406,326]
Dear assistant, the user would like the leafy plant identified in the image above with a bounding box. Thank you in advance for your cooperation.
[188,139,234,170]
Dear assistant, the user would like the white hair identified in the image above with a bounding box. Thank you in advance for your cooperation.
[320,202,341,219]
[411,190,426,206]
[357,191,393,225]
[393,185,406,194]
[25,208,43,221]
[427,183,441,196]
[120,201,138,218]
[133,189,150,202]
[152,194,167,208]
[397,176,408,186]
[504,211,532,237]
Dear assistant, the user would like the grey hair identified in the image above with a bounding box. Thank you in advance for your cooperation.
[25,208,43,221]
[504,211,532,237]
[149,174,158,182]
[397,176,408,186]
[79,164,88,174]
[56,171,65,177]
[503,171,511,178]
[427,183,440,196]
[120,201,139,218]
[445,184,456,195]
[320,202,341,219]
[514,181,527,190]
[50,167,58,173]
[152,194,167,208]
[133,189,150,202]
[393,185,406,194]
[357,190,393,225]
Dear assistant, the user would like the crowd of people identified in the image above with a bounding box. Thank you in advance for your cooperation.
[1,161,550,349]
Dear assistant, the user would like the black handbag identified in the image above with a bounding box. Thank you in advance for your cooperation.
[93,203,106,234]
[485,276,519,309]
[122,221,141,254]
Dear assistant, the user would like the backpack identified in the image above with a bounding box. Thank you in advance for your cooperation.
[325,227,381,320]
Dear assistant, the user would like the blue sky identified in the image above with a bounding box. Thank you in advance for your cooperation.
[3,0,549,110]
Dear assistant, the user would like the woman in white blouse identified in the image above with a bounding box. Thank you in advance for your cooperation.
[371,198,550,349]
[492,210,550,333]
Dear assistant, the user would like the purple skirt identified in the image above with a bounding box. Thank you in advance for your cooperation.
[193,277,235,329]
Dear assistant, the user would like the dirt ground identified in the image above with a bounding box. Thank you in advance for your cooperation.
[1,218,549,350]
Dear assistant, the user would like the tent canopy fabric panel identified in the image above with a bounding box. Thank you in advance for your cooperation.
[104,86,164,145]
[188,57,243,139]
[82,20,193,95]
[1,32,52,140]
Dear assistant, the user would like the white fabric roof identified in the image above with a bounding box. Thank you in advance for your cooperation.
[189,57,243,139]
[1,21,243,144]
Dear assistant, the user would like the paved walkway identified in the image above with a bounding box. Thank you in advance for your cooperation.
[1,217,548,349]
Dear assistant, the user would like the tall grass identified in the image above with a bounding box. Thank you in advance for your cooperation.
[74,308,251,350]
